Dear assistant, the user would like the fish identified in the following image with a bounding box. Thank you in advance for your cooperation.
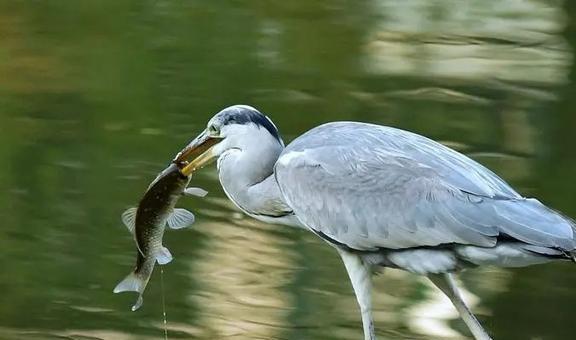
[113,162,207,311]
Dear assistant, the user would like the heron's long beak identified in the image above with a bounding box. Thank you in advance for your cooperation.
[173,131,223,176]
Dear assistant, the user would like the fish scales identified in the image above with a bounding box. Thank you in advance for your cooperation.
[135,168,190,254]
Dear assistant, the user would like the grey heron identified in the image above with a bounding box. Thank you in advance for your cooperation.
[174,105,576,340]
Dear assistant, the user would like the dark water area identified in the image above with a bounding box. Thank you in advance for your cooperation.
[0,1,575,339]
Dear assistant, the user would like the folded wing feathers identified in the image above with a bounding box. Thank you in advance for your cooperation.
[276,136,576,252]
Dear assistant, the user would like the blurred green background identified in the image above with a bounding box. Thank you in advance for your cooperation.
[0,1,575,339]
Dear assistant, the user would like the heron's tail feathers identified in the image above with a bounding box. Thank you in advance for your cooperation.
[493,198,576,250]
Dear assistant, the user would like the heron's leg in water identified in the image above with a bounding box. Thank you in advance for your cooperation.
[428,273,493,340]
[338,249,376,340]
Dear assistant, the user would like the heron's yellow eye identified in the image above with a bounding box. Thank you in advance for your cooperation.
[207,125,220,136]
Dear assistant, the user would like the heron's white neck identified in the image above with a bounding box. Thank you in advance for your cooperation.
[216,129,293,222]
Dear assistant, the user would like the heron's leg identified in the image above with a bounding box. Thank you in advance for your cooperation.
[338,249,376,340]
[428,273,492,340]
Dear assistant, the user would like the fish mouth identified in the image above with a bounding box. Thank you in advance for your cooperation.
[173,131,223,176]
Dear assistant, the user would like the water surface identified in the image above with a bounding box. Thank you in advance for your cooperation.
[1,1,576,339]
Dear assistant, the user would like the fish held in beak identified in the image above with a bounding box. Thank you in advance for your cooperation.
[114,159,208,311]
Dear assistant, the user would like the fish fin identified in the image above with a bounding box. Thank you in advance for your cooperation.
[156,246,173,265]
[132,295,144,311]
[121,207,138,233]
[183,187,208,197]
[122,208,145,255]
[113,271,143,294]
[114,272,146,311]
[166,208,195,229]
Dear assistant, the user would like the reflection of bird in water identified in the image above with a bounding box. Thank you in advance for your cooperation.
[174,105,576,340]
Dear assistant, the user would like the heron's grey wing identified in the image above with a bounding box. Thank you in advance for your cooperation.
[275,123,575,251]
[283,122,522,199]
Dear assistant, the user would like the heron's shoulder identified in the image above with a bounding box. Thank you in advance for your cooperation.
[276,122,427,175]
[279,121,454,166]
[282,121,413,152]
[278,120,522,199]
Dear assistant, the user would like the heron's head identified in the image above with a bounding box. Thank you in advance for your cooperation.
[174,105,283,175]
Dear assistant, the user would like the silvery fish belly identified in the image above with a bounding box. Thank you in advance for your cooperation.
[113,163,208,311]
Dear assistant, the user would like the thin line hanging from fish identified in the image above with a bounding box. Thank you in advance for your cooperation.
[114,163,207,311]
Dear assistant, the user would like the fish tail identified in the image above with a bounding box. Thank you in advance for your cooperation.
[132,295,144,311]
[113,271,146,311]
[113,271,143,293]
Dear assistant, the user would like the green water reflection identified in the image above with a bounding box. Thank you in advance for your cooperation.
[0,1,575,339]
